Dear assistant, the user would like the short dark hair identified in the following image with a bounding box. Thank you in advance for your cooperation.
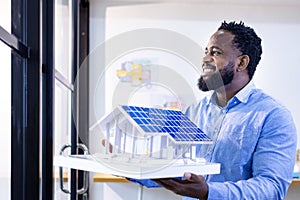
[218,21,262,80]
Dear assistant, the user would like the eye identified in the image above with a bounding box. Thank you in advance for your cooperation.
[204,50,222,56]
[212,51,221,56]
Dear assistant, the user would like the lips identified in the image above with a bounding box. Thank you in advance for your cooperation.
[202,64,216,76]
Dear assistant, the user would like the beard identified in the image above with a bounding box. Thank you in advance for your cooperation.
[198,61,235,91]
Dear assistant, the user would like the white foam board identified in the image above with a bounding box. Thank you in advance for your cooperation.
[54,154,220,179]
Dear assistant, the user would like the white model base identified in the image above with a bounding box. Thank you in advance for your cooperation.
[54,154,220,179]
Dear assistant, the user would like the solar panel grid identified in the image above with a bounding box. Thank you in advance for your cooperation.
[122,105,211,143]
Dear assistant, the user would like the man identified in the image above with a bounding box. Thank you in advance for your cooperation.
[145,21,297,199]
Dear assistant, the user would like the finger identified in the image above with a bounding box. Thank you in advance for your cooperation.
[184,172,192,180]
[152,178,171,186]
[184,172,205,183]
[153,178,190,187]
[152,179,180,190]
[101,139,113,153]
[152,179,163,185]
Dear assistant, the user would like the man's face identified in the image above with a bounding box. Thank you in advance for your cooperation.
[198,30,241,91]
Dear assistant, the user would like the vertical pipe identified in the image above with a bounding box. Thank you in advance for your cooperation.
[149,136,153,157]
[41,0,54,199]
[118,129,122,154]
[160,136,167,158]
[77,1,89,199]
[71,0,79,199]
[137,185,144,200]
[113,116,119,155]
[131,127,136,158]
[105,123,110,154]
[123,125,127,154]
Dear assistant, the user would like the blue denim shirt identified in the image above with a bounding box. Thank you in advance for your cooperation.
[183,81,297,200]
[130,81,297,200]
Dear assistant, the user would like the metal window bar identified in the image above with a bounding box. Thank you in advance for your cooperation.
[41,0,54,200]
[0,25,30,58]
[71,1,79,199]
[55,69,74,92]
[11,0,40,199]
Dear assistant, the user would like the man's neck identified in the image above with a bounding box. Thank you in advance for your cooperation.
[215,79,250,107]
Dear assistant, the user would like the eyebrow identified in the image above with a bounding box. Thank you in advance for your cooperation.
[205,46,224,52]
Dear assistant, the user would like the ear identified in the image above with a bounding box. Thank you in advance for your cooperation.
[237,55,250,72]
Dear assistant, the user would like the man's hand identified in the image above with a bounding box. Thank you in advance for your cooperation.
[101,139,113,153]
[152,172,208,200]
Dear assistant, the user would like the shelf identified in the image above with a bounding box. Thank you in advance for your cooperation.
[291,179,300,186]
[93,173,128,183]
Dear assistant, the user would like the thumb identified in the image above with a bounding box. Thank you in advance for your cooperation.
[184,172,204,183]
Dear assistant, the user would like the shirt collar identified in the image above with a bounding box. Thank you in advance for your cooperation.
[235,80,256,104]
[206,80,256,105]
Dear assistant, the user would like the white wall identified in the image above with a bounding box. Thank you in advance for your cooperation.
[89,1,300,199]
[90,179,182,200]
[90,0,300,146]
[0,0,11,199]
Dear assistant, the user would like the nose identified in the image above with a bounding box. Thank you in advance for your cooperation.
[202,53,212,64]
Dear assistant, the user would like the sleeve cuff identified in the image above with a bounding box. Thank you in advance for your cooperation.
[207,182,228,200]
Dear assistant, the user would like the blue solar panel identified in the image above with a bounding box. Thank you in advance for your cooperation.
[122,105,212,144]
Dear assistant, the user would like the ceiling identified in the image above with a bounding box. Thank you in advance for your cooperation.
[104,0,300,6]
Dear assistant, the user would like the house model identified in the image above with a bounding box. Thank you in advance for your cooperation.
[88,105,220,179]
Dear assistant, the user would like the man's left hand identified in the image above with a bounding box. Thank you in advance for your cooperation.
[152,172,208,200]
